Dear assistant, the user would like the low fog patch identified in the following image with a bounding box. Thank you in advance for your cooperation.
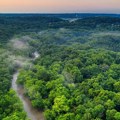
[9,35,33,50]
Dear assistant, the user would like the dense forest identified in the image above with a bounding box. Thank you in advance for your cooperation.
[0,48,28,119]
[0,14,120,120]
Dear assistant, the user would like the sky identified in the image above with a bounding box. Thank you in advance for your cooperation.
[0,0,120,13]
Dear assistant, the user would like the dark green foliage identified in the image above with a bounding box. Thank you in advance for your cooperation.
[0,15,120,120]
[71,17,120,30]
[0,15,120,45]
[18,27,120,119]
[0,16,63,44]
[0,49,27,120]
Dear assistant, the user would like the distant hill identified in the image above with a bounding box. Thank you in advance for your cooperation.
[0,13,120,19]
[0,14,120,45]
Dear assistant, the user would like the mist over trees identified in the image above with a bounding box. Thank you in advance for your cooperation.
[0,15,120,120]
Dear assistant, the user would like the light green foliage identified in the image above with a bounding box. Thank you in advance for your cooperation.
[1,15,120,120]
[114,82,120,92]
[52,95,70,113]
[17,37,120,120]
[114,112,120,120]
[0,48,27,120]
[106,109,117,120]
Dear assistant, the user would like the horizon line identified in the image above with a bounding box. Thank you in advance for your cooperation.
[0,12,120,14]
